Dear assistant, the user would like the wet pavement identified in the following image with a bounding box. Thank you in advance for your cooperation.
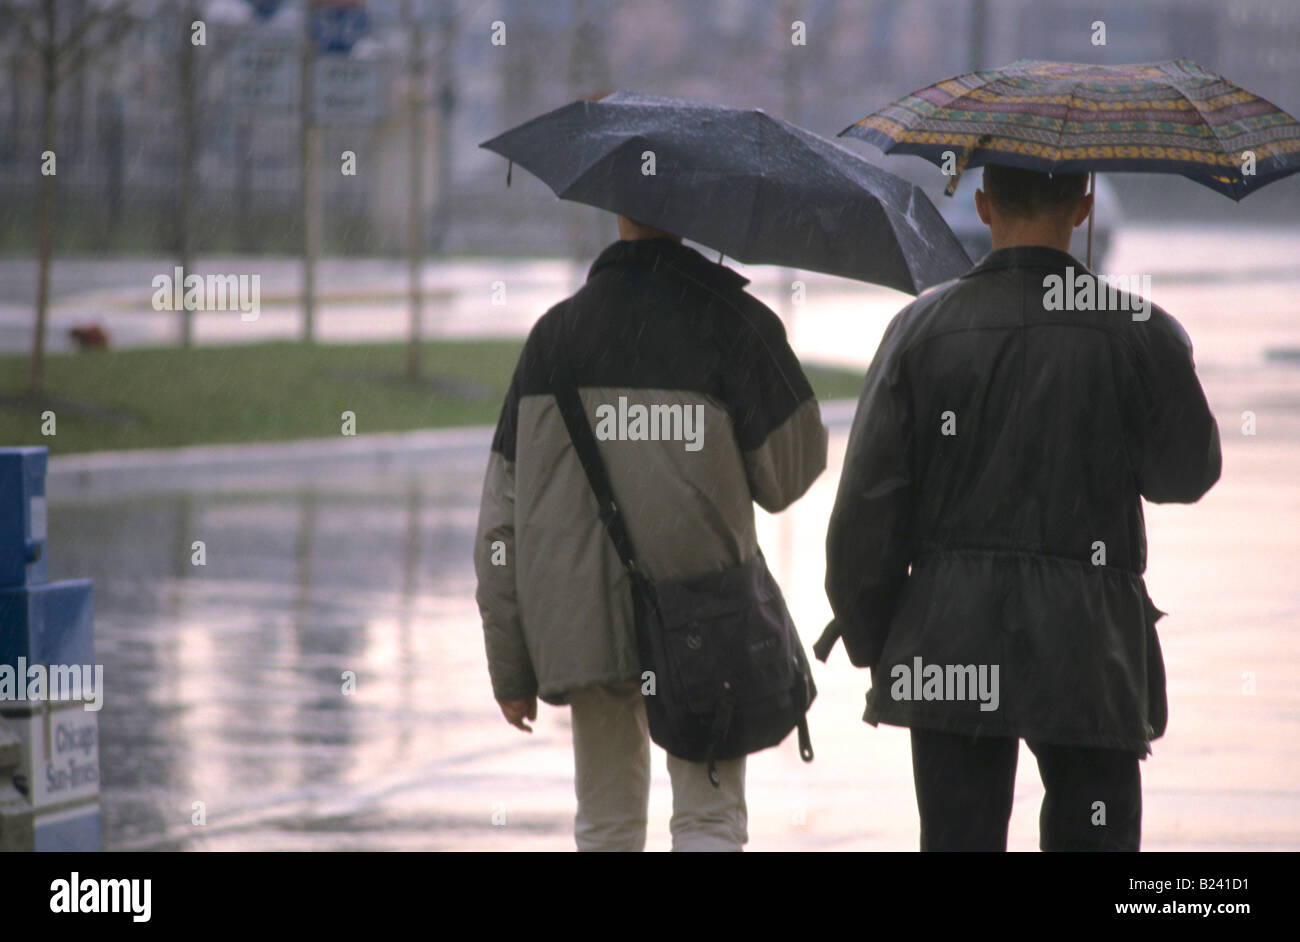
[35,224,1300,850]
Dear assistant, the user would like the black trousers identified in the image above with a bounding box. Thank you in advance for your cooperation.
[910,728,1142,851]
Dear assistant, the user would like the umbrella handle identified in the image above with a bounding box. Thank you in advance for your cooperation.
[1086,171,1095,269]
[945,134,991,197]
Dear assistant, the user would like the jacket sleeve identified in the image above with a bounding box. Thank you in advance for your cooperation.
[473,358,538,702]
[723,295,828,513]
[822,314,913,667]
[1122,308,1222,504]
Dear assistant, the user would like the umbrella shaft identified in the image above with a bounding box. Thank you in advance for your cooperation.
[1086,172,1096,269]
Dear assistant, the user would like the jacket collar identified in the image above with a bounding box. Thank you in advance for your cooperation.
[587,238,750,292]
[963,245,1089,278]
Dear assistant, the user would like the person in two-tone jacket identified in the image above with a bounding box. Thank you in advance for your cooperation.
[474,215,828,851]
[821,164,1221,852]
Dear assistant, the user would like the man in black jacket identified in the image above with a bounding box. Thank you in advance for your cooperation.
[821,164,1221,851]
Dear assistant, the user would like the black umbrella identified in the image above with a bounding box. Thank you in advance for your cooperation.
[480,91,972,295]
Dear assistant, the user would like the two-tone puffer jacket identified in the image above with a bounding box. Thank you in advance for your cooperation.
[475,237,828,705]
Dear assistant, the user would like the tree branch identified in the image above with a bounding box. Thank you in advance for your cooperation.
[55,0,136,67]
[0,0,47,51]
[56,0,140,82]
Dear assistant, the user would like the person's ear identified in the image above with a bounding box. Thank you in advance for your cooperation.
[975,188,993,226]
[1072,191,1094,229]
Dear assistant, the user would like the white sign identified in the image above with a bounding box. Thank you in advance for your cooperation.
[230,36,299,109]
[314,57,384,121]
[11,705,99,808]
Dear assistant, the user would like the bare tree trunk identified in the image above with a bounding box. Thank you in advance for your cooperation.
[8,0,138,396]
[565,0,609,282]
[404,0,425,381]
[3,58,19,162]
[29,29,56,397]
[969,0,987,71]
[102,90,123,248]
[430,1,455,254]
[299,14,318,344]
[178,2,198,347]
[236,116,252,252]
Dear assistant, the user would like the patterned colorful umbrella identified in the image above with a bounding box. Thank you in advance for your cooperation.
[841,58,1300,201]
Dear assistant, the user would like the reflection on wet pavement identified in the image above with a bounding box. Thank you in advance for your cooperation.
[50,404,1300,851]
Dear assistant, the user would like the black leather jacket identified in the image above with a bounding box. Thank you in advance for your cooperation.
[822,246,1221,752]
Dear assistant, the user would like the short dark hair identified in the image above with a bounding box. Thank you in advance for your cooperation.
[981,164,1089,218]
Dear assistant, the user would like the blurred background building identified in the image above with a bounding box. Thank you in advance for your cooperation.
[0,0,1297,262]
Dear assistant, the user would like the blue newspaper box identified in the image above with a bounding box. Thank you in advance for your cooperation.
[0,447,99,851]
[0,447,48,587]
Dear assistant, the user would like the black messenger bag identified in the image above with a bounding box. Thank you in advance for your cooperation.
[549,360,816,786]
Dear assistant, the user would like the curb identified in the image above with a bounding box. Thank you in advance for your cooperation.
[46,399,860,501]
[47,426,494,501]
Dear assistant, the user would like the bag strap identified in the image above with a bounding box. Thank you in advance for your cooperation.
[547,344,642,581]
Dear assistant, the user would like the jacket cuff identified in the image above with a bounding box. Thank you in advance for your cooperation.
[816,617,880,668]
[491,680,538,703]
[812,620,840,662]
[839,617,883,669]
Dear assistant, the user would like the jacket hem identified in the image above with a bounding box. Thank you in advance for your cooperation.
[537,668,645,707]
[865,704,1154,755]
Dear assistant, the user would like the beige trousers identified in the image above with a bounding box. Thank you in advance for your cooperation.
[568,681,748,852]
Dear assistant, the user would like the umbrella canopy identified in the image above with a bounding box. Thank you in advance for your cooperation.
[841,58,1300,200]
[480,91,972,295]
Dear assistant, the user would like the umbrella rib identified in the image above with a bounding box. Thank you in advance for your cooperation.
[553,134,649,201]
[879,193,939,291]
[730,114,880,267]
[778,125,882,216]
[1174,84,1241,195]
[734,118,922,287]
[1055,76,1088,168]
[923,70,1001,151]
[804,131,923,284]
[776,121,903,213]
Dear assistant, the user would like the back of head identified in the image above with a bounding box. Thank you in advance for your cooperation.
[617,214,682,242]
[982,164,1088,219]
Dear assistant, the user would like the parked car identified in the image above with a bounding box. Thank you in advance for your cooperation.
[934,172,1120,272]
